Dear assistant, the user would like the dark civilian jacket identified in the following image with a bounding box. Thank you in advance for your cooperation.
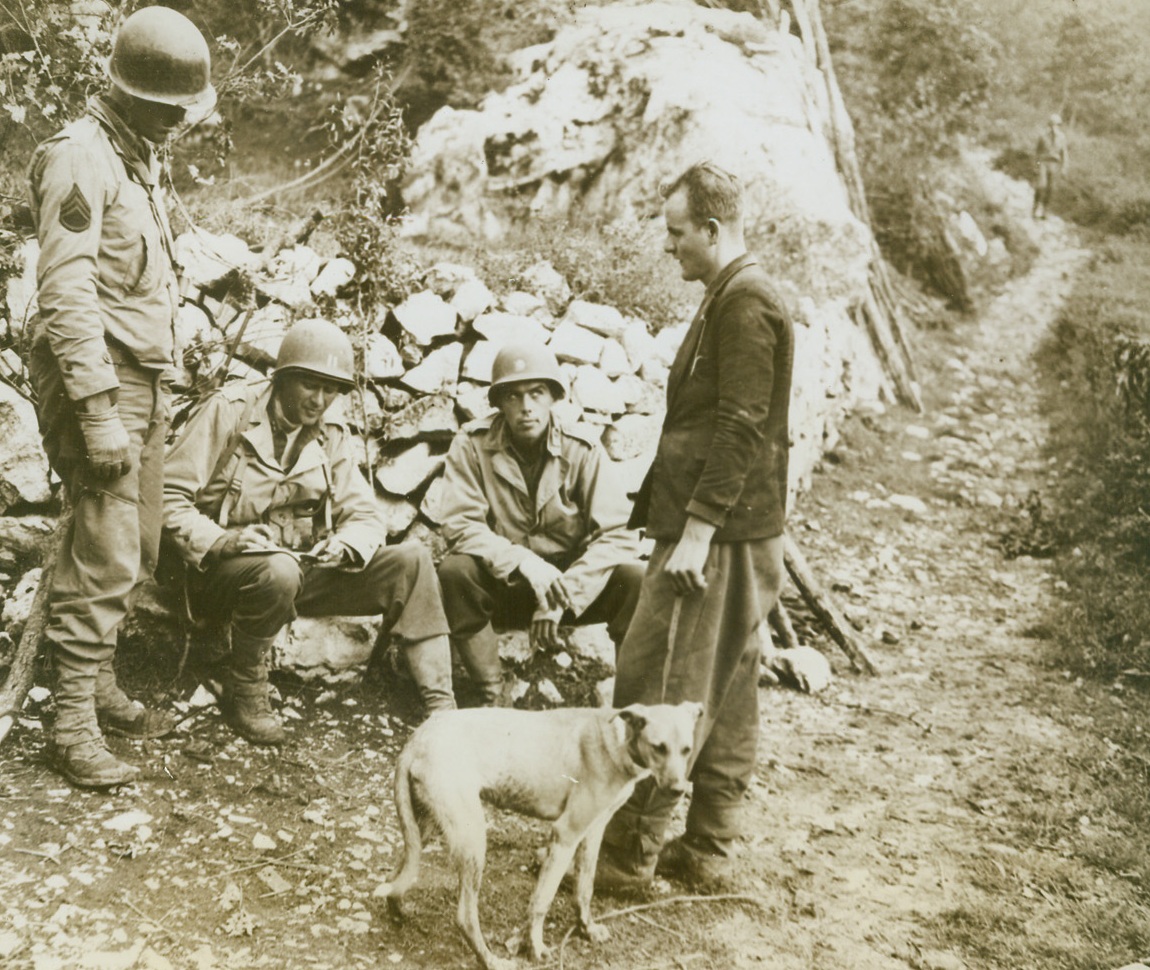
[630,253,793,542]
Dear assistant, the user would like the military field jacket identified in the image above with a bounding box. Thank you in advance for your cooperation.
[163,380,386,569]
[28,96,178,400]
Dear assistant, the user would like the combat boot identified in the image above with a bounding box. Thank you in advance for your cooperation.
[452,624,504,707]
[222,630,285,745]
[48,643,139,787]
[49,737,140,789]
[655,835,735,891]
[404,634,457,716]
[95,659,177,739]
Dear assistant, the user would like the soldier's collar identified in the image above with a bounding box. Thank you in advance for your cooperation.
[268,393,300,435]
[267,392,326,447]
[88,95,156,185]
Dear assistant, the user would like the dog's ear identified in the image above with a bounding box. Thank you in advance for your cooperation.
[688,701,704,723]
[615,704,649,735]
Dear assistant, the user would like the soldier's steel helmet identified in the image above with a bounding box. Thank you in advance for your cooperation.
[275,320,356,390]
[107,7,216,111]
[488,342,566,404]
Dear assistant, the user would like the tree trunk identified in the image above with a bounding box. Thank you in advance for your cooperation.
[0,507,69,747]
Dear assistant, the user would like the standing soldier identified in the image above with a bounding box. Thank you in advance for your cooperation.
[1033,113,1069,220]
[597,162,794,890]
[26,7,215,788]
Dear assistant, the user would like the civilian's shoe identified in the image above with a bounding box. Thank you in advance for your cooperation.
[98,702,178,740]
[49,738,140,789]
[592,849,655,895]
[656,836,734,891]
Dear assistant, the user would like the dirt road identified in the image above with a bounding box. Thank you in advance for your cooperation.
[4,213,1135,970]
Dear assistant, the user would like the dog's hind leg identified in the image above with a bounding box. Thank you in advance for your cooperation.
[373,751,424,916]
[443,793,512,970]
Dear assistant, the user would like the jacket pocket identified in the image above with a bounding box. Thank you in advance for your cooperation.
[98,231,147,292]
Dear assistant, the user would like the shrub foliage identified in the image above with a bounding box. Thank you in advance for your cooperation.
[1035,238,1150,674]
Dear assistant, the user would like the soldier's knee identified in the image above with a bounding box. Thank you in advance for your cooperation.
[250,552,304,606]
[391,541,433,577]
[437,553,482,593]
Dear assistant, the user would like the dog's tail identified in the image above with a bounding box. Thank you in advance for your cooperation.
[373,744,423,904]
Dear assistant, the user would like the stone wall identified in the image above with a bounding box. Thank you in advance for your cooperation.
[401,0,890,487]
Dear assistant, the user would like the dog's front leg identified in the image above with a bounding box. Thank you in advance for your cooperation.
[573,820,611,944]
[527,833,581,961]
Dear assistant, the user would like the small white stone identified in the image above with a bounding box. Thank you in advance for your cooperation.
[400,343,463,395]
[471,311,549,347]
[549,320,604,366]
[375,442,445,496]
[363,333,405,380]
[102,811,153,833]
[571,366,626,415]
[599,338,633,377]
[560,299,627,340]
[310,257,356,298]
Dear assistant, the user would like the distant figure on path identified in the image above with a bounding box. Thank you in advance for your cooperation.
[1033,113,1069,220]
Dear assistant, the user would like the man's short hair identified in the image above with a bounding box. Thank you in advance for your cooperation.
[661,161,744,227]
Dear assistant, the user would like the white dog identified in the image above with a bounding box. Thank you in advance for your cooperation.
[374,702,703,970]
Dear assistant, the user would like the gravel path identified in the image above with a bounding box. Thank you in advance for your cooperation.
[2,207,1121,970]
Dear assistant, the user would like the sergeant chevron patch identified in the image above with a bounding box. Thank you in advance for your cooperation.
[58,183,91,233]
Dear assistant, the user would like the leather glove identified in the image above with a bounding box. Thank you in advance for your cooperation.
[77,403,132,482]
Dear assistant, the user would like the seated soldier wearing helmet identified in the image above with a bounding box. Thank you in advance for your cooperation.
[437,341,646,705]
[162,320,457,743]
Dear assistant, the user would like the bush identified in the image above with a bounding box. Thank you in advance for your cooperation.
[1036,237,1150,675]
[330,68,420,310]
[458,215,696,330]
[825,0,998,304]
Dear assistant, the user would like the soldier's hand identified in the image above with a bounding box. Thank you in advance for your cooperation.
[304,536,352,567]
[77,401,132,482]
[530,611,564,652]
[517,556,574,613]
[212,525,280,559]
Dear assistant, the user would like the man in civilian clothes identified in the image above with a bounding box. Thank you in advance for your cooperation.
[597,161,794,889]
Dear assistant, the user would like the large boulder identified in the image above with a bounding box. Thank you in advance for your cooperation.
[402,0,888,489]
[403,1,870,301]
[0,384,50,510]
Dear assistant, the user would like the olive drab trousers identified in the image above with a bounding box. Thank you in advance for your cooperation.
[188,542,450,645]
[29,339,168,747]
[603,534,786,864]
